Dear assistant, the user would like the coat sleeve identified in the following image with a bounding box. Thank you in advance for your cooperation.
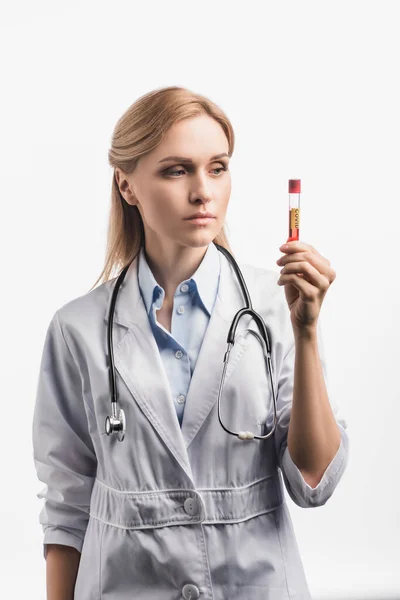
[273,313,349,509]
[32,310,97,559]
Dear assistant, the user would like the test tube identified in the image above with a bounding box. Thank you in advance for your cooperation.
[288,179,301,242]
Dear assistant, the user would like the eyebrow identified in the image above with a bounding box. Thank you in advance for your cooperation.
[158,152,229,164]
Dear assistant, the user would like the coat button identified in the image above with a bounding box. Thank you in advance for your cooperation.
[180,283,189,292]
[182,583,200,599]
[183,497,199,516]
[177,305,185,314]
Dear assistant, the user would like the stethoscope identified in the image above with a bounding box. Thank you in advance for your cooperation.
[105,242,278,443]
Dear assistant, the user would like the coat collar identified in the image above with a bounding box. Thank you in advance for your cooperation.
[137,241,220,319]
[103,244,251,483]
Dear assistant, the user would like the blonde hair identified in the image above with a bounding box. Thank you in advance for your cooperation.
[90,85,235,291]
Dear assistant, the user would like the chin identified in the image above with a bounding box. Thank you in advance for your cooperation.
[181,232,217,249]
[173,221,221,247]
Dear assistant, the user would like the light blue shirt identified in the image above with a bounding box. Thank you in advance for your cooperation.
[137,242,221,426]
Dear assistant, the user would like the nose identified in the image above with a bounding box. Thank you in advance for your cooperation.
[189,172,213,205]
[189,189,213,207]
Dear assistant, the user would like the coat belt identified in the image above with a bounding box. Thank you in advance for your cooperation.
[89,473,285,529]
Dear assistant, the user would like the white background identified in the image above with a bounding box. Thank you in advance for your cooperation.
[1,1,399,598]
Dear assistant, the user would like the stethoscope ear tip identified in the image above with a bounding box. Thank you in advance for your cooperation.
[238,431,255,440]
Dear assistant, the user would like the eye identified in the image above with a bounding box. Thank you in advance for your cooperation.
[165,164,229,177]
[212,166,228,175]
[167,168,186,177]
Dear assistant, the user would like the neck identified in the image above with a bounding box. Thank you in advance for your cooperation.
[143,240,209,302]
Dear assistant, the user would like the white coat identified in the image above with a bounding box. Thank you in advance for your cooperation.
[32,247,349,599]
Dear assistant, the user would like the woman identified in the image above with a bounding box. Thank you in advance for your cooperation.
[32,86,349,599]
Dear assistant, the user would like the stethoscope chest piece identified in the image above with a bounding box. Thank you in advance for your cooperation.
[105,407,126,442]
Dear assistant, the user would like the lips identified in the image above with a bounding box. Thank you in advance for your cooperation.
[186,213,216,220]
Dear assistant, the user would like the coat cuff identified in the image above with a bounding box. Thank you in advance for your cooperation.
[280,423,349,508]
[43,526,84,559]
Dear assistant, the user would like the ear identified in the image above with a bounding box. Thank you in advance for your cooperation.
[114,168,138,206]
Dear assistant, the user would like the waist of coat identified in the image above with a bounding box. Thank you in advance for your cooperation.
[89,473,285,530]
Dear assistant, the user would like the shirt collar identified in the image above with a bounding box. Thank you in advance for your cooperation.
[138,242,221,317]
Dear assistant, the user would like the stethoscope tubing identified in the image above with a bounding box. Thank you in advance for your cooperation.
[105,242,278,442]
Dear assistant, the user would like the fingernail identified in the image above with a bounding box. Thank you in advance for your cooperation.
[280,244,289,250]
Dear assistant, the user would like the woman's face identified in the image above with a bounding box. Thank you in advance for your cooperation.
[115,114,232,250]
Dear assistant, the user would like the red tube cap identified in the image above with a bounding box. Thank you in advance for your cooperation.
[289,179,301,193]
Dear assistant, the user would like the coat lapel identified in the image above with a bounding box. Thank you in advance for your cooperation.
[180,252,253,448]
[103,247,254,479]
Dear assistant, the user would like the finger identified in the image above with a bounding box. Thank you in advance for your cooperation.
[283,242,331,266]
[281,241,318,255]
[280,261,330,291]
[278,251,331,274]
[278,273,319,301]
[277,251,310,264]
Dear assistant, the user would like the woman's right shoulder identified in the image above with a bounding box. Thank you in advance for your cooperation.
[53,276,117,338]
